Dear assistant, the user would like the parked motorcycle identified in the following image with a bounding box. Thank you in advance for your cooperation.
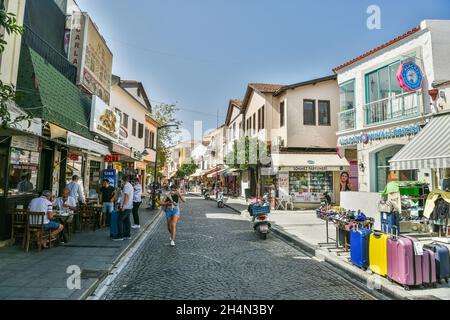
[248,198,271,240]
[202,188,210,200]
[217,191,225,208]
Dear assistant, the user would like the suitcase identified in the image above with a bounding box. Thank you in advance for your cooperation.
[423,243,450,284]
[422,249,437,288]
[369,232,389,276]
[380,211,400,234]
[350,228,372,270]
[110,209,119,239]
[387,235,423,290]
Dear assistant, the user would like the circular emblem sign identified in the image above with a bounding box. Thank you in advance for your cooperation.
[397,62,423,92]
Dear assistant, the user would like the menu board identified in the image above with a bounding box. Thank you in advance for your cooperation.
[10,148,40,166]
[11,136,39,152]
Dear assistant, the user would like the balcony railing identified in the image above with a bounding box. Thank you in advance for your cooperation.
[22,25,77,83]
[365,91,422,126]
[338,108,356,131]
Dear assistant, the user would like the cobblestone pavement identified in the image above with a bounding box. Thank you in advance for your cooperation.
[102,197,376,300]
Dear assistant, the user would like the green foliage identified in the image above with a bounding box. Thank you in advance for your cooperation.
[176,160,198,178]
[224,136,268,171]
[0,7,29,129]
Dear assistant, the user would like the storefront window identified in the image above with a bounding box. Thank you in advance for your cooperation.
[289,171,333,202]
[8,147,39,196]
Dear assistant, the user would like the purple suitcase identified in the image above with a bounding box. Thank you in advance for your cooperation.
[422,248,437,288]
[387,235,423,290]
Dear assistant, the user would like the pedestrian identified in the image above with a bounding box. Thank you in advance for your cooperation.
[113,175,134,241]
[100,179,116,227]
[162,184,186,247]
[66,175,86,231]
[132,177,142,229]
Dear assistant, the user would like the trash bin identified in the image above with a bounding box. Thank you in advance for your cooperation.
[244,188,251,201]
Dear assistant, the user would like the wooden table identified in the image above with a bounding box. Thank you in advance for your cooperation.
[54,211,76,242]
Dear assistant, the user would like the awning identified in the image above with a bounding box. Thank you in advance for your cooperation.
[271,153,350,171]
[223,168,240,177]
[66,132,110,155]
[390,114,450,170]
[207,168,228,178]
[190,169,206,177]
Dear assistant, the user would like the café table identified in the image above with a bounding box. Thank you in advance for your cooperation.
[54,211,76,242]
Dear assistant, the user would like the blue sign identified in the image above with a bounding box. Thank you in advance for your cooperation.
[339,125,420,146]
[103,169,118,189]
[397,62,423,92]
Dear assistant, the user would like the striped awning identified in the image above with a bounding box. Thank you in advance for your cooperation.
[390,114,450,170]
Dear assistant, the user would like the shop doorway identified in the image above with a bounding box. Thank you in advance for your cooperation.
[40,147,53,192]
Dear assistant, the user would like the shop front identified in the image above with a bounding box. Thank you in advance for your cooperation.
[271,153,350,207]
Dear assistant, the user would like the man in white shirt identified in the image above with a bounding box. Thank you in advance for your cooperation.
[53,188,77,211]
[66,175,85,232]
[131,178,143,229]
[28,190,64,247]
[113,175,134,241]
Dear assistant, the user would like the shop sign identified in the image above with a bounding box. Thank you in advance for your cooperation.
[11,135,39,152]
[68,153,80,161]
[397,62,423,92]
[119,125,129,147]
[339,125,420,146]
[66,132,110,155]
[281,166,342,172]
[291,192,322,203]
[8,102,42,136]
[104,154,120,162]
[90,96,120,142]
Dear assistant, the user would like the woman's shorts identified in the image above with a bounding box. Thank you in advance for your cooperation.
[165,207,180,219]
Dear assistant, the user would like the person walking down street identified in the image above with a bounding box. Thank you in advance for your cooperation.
[66,175,86,232]
[162,184,186,247]
[113,175,134,241]
[100,179,116,227]
[132,178,143,229]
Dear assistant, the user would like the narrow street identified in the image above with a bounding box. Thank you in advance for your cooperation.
[102,197,377,300]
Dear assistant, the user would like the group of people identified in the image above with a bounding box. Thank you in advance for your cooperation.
[26,174,186,248]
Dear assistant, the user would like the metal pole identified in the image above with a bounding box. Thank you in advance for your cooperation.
[152,129,159,210]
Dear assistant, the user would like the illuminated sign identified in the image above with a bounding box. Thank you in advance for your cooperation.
[339,125,420,146]
[397,62,423,92]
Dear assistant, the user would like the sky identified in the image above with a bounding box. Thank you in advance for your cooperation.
[76,0,450,135]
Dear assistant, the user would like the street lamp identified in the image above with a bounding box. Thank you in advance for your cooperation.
[152,124,179,209]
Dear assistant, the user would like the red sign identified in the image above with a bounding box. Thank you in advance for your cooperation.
[68,153,80,161]
[104,154,120,162]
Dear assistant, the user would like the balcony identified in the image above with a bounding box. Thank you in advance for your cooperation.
[365,91,422,126]
[338,109,356,131]
[22,25,77,83]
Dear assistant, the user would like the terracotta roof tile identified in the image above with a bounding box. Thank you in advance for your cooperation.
[249,83,286,93]
[332,25,421,73]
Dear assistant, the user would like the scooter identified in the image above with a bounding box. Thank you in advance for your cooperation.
[202,188,210,200]
[217,191,225,208]
[249,198,271,240]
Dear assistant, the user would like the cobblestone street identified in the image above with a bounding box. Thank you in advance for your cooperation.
[102,197,377,300]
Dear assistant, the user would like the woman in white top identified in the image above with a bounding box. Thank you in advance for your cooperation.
[131,177,143,228]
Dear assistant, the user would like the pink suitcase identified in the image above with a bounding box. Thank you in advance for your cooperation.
[422,248,437,288]
[387,235,423,290]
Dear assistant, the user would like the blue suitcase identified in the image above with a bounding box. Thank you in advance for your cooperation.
[424,243,450,283]
[110,209,119,239]
[350,228,373,270]
[380,211,399,234]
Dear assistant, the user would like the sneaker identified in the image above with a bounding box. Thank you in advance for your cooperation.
[170,240,175,247]
[131,225,141,229]
[112,238,124,241]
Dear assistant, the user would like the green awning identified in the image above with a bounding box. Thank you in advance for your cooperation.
[16,45,93,139]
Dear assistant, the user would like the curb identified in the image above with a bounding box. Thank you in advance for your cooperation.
[78,209,164,300]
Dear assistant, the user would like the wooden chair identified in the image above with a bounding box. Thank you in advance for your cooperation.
[11,208,28,248]
[26,212,52,252]
[79,205,97,232]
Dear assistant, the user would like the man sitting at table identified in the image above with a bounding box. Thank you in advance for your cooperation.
[29,190,64,248]
[53,188,77,211]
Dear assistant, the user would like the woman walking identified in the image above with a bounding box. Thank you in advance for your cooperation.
[163,184,186,247]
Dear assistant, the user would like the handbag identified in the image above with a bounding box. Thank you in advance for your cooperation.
[378,200,393,213]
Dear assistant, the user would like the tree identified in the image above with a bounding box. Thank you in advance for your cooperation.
[225,136,270,197]
[176,160,197,179]
[0,6,29,129]
[150,103,182,179]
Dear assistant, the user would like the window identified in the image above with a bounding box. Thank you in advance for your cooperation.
[280,101,285,127]
[138,123,144,139]
[261,105,265,130]
[144,128,150,148]
[122,113,129,129]
[289,171,334,203]
[150,132,155,149]
[253,113,256,134]
[132,119,137,136]
[318,100,331,126]
[339,80,355,111]
[257,109,261,131]
[303,99,316,125]
[232,123,236,139]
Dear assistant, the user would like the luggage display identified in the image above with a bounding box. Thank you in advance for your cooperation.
[369,232,389,276]
[110,209,119,238]
[350,228,372,270]
[387,235,423,290]
[422,248,437,288]
[380,211,400,234]
[423,243,450,283]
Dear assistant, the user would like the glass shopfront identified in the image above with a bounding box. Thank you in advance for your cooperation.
[289,171,334,203]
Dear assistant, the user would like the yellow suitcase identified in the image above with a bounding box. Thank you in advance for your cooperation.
[369,232,389,276]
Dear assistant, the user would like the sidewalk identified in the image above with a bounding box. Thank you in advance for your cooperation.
[0,207,162,300]
[216,194,450,300]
